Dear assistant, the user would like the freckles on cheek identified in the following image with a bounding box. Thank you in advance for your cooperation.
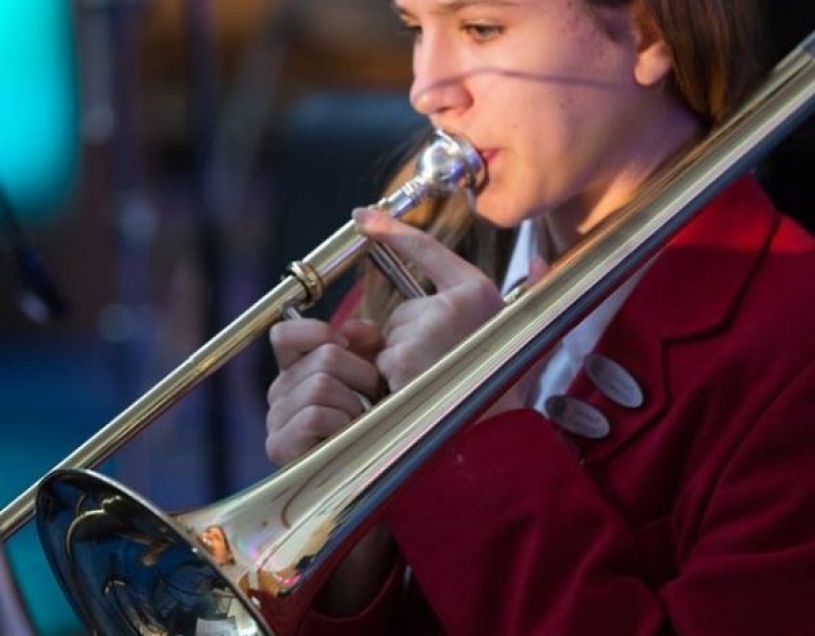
[556,0,622,69]
[560,0,595,38]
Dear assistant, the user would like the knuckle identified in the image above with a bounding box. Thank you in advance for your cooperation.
[295,406,323,432]
[268,322,289,349]
[265,406,279,434]
[265,433,290,466]
[472,273,494,294]
[466,276,500,308]
[313,342,346,368]
[265,399,289,434]
[266,377,284,407]
[299,406,344,437]
[378,344,416,388]
[305,371,338,399]
[388,300,411,324]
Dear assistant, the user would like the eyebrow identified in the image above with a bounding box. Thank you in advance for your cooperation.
[392,0,521,19]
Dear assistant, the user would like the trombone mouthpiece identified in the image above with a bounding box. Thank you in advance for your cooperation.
[377,129,486,217]
[415,129,486,195]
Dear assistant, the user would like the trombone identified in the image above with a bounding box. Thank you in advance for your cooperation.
[3,30,815,636]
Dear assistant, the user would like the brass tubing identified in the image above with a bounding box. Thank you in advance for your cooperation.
[0,130,484,540]
[0,274,306,540]
[29,32,814,636]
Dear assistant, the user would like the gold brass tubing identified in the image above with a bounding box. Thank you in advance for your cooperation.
[0,222,368,541]
[0,274,307,540]
[1,131,483,541]
[24,33,814,636]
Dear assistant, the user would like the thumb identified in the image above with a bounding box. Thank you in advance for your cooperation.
[353,206,483,292]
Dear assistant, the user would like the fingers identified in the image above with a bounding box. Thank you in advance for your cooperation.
[270,318,348,369]
[267,370,365,433]
[320,342,381,398]
[267,341,383,418]
[266,317,385,467]
[340,319,385,363]
[268,364,371,418]
[353,206,483,291]
[266,404,354,467]
[351,208,505,392]
[265,359,376,466]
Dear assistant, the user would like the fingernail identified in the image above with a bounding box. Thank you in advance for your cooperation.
[352,206,374,225]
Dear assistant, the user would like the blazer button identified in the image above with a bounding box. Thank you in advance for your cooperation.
[545,395,611,440]
[584,353,645,409]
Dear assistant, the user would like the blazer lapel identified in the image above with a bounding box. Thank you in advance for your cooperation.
[563,176,780,465]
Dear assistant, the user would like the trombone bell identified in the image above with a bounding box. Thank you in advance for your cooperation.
[31,130,488,636]
[38,471,270,636]
[27,30,815,636]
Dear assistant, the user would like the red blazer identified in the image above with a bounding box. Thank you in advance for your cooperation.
[297,177,815,636]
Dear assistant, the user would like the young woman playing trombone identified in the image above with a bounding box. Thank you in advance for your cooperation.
[265,0,815,634]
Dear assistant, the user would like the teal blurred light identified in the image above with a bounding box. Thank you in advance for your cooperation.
[0,1,79,221]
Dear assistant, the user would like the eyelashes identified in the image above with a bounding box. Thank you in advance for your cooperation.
[462,23,504,42]
[397,21,505,44]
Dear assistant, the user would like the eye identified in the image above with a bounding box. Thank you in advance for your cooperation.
[398,21,423,42]
[462,23,504,43]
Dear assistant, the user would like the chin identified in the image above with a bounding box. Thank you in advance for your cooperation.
[473,194,528,229]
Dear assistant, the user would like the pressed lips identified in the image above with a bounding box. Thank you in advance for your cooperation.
[478,148,498,166]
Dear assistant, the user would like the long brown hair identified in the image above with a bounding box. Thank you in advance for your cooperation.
[588,0,764,125]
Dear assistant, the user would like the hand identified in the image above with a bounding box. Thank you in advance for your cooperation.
[354,206,505,391]
[265,317,384,467]
[265,316,397,615]
[354,208,552,417]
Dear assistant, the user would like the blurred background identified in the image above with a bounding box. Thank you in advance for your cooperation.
[0,1,811,634]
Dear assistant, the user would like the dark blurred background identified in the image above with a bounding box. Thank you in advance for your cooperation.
[0,2,811,634]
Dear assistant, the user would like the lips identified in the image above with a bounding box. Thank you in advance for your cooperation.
[478,148,498,166]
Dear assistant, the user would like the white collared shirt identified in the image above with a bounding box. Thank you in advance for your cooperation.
[501,219,644,414]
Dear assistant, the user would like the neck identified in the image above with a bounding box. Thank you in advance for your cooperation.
[541,101,703,259]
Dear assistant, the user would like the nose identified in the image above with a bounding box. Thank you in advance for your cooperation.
[410,32,472,122]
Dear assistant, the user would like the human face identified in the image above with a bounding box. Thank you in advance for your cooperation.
[199,525,234,565]
[395,0,678,231]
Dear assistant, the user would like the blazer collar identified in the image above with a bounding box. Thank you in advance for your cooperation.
[624,175,779,340]
[566,176,779,464]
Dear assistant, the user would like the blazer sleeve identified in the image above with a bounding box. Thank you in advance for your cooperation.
[379,357,815,635]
